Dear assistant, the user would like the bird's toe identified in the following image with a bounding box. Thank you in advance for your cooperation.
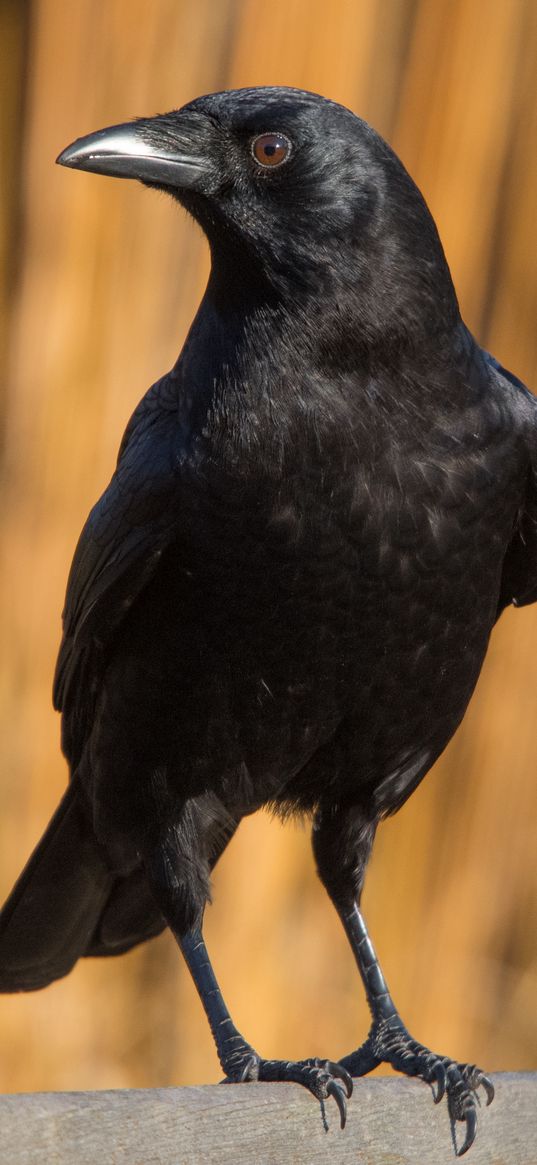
[224,1053,353,1128]
[339,1016,493,1154]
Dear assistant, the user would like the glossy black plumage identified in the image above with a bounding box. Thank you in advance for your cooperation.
[1,86,535,1153]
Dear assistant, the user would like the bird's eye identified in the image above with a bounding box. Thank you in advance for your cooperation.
[251,133,292,169]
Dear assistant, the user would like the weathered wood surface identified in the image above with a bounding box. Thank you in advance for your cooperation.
[0,1074,534,1165]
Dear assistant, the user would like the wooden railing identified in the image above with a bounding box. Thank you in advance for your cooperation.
[0,1074,534,1163]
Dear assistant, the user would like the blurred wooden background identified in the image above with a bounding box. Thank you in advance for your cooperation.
[0,0,536,1094]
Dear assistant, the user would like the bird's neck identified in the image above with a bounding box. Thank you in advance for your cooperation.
[171,290,300,451]
[170,277,465,467]
[200,200,461,355]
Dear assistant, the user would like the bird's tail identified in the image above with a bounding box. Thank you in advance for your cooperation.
[0,778,165,992]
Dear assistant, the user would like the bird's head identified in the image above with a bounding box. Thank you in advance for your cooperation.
[58,86,458,341]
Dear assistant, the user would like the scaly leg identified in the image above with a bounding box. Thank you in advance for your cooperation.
[142,789,352,1126]
[312,803,494,1156]
[179,927,351,1125]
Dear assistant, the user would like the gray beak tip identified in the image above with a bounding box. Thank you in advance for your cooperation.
[56,144,78,168]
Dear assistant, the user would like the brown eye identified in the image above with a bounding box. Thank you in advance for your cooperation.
[251,132,291,168]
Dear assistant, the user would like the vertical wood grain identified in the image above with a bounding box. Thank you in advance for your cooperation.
[0,0,535,1093]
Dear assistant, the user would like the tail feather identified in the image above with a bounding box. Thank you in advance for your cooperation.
[0,778,169,993]
[0,779,114,991]
[84,867,166,958]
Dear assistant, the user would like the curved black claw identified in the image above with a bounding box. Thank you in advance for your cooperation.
[456,1104,477,1158]
[340,1017,493,1154]
[327,1078,348,1129]
[460,1064,495,1107]
[320,1059,354,1098]
[431,1059,447,1104]
[447,1063,495,1156]
[275,1057,352,1129]
[483,1077,495,1106]
[228,1053,352,1128]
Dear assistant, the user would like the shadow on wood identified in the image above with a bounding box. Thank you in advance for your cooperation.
[0,1073,533,1164]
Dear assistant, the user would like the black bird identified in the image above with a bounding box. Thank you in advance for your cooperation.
[0,86,533,1155]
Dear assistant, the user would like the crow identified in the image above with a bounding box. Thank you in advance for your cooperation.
[0,85,534,1155]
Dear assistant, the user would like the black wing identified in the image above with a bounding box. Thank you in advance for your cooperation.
[54,374,184,765]
[484,352,537,614]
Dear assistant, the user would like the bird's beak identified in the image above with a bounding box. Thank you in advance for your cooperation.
[56,117,208,189]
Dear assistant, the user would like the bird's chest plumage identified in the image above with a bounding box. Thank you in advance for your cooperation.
[92,373,526,825]
[177,398,514,637]
[145,398,522,794]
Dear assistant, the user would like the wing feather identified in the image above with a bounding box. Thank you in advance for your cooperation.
[53,376,183,763]
[484,353,537,615]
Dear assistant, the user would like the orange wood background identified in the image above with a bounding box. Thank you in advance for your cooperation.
[0,0,536,1092]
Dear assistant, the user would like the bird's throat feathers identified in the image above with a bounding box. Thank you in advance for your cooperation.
[171,278,458,470]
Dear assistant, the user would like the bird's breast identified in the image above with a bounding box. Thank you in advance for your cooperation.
[166,429,520,721]
[94,402,527,821]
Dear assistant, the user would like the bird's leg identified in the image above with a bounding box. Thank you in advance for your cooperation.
[178,925,352,1127]
[178,926,258,1078]
[312,803,494,1156]
[337,903,494,1154]
[141,791,352,1126]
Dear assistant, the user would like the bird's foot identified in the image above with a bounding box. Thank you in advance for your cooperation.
[224,1051,353,1128]
[339,1015,494,1156]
